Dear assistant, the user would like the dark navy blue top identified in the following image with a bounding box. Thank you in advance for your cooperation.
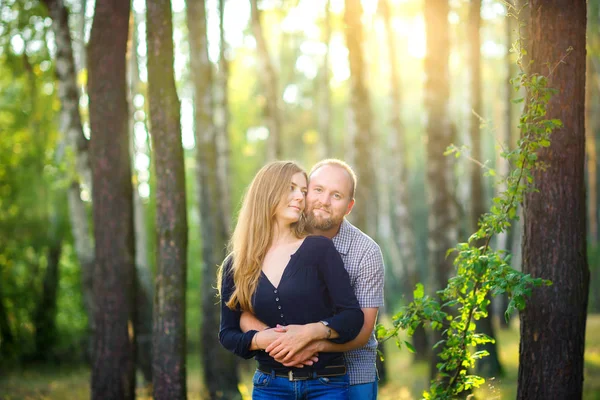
[219,235,364,370]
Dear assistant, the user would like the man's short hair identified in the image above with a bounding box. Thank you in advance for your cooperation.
[309,159,357,199]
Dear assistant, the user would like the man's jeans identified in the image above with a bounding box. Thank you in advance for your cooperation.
[348,380,378,400]
[252,369,350,399]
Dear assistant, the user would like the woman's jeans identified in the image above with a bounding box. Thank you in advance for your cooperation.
[252,369,350,399]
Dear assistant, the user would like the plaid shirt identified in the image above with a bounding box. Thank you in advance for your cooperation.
[332,219,385,385]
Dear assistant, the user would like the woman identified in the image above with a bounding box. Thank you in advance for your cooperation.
[218,161,363,399]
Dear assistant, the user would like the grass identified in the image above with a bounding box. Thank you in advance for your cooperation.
[2,314,600,399]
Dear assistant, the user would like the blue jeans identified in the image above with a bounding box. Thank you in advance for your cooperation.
[252,369,350,399]
[348,380,378,400]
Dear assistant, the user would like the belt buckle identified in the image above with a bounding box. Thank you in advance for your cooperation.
[288,370,307,381]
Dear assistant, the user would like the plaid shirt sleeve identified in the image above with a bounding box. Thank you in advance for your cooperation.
[354,244,385,308]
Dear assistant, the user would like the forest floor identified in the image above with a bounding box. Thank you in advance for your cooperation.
[1,314,599,400]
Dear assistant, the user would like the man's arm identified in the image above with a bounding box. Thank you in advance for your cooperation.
[240,311,269,332]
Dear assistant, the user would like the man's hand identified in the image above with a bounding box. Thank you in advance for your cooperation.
[275,341,321,367]
[265,323,327,362]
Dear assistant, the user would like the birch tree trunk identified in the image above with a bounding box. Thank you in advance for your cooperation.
[41,0,96,360]
[423,0,458,380]
[186,0,241,398]
[88,0,136,398]
[146,0,189,397]
[250,0,282,160]
[517,1,589,398]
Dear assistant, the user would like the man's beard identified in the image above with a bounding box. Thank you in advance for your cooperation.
[306,206,342,231]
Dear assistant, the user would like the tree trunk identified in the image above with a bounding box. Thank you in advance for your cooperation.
[517,1,589,399]
[41,0,96,359]
[250,0,282,160]
[318,0,333,158]
[217,0,232,230]
[146,0,188,398]
[88,0,136,399]
[186,1,241,398]
[423,0,457,380]
[344,0,378,237]
[33,233,63,360]
[128,9,153,385]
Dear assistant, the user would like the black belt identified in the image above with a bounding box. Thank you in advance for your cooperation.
[257,364,347,381]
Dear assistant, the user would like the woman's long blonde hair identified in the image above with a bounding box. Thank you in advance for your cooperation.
[218,161,307,312]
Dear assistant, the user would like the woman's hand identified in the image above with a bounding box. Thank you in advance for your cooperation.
[252,328,285,351]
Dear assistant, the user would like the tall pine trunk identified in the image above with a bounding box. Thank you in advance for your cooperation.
[88,0,136,398]
[423,0,458,380]
[186,0,241,398]
[146,0,188,398]
[250,0,282,160]
[517,1,589,398]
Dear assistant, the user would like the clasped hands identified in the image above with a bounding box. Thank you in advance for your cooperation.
[263,324,320,368]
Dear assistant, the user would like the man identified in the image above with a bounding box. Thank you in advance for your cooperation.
[240,159,385,399]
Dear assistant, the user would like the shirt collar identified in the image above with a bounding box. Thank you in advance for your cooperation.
[332,219,352,255]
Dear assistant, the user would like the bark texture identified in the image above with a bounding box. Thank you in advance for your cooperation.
[146,0,189,398]
[88,0,136,398]
[517,1,589,399]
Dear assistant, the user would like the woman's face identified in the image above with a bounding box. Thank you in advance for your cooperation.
[274,172,307,225]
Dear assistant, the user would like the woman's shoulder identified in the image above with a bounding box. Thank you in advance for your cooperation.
[302,235,336,251]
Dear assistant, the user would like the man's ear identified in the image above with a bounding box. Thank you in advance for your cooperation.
[345,199,355,216]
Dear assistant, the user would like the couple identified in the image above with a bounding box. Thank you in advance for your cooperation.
[219,159,385,400]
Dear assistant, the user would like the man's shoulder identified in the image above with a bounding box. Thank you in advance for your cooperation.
[342,220,381,254]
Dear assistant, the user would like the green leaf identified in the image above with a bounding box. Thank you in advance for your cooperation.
[404,341,416,353]
[414,283,425,300]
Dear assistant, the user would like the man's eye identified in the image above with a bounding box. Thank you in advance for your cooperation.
[333,194,341,200]
[315,188,322,193]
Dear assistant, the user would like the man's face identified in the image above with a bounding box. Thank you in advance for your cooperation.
[306,165,355,232]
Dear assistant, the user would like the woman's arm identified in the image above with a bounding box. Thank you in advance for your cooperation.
[317,241,364,342]
[218,259,259,359]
